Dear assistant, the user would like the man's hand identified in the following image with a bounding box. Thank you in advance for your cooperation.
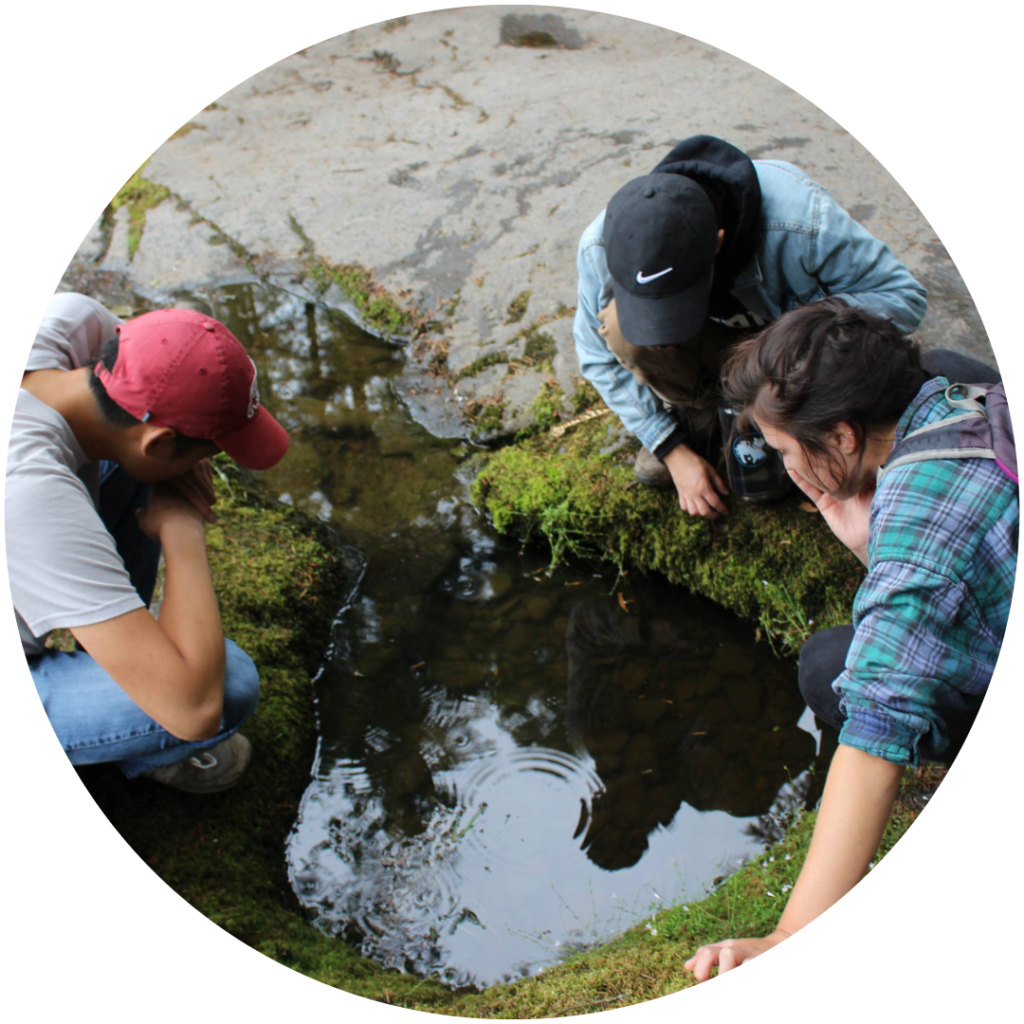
[789,469,872,566]
[663,444,730,519]
[165,459,218,523]
[136,482,208,543]
[684,931,788,982]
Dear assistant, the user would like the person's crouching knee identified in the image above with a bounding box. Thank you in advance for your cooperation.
[797,626,853,732]
[221,640,261,731]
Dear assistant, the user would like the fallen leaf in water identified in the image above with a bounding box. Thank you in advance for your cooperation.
[799,501,819,513]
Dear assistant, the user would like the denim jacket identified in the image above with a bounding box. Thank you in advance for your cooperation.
[574,160,929,453]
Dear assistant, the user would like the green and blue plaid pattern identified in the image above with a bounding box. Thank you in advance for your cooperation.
[835,377,1019,764]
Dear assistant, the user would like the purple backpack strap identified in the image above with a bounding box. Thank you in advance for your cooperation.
[984,384,1017,482]
[878,382,1017,486]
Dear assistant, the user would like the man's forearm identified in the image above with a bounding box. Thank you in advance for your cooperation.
[157,518,226,720]
[776,744,903,937]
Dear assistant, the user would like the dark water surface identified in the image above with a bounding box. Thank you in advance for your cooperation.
[195,283,817,987]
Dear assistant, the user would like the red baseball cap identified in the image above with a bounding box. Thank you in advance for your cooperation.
[94,308,290,470]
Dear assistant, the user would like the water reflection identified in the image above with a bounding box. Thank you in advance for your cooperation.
[565,599,814,871]
[175,283,817,987]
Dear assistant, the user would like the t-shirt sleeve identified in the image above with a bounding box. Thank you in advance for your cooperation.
[25,292,122,372]
[834,559,983,765]
[5,462,145,639]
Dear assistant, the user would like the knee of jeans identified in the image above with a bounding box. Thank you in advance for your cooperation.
[222,640,261,728]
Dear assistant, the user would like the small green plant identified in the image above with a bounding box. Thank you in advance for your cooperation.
[758,579,813,656]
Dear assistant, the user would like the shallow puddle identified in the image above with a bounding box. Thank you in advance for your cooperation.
[185,282,817,987]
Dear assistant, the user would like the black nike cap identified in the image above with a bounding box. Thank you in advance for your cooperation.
[605,173,718,347]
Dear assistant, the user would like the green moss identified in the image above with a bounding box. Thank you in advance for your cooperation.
[522,326,556,366]
[455,351,510,381]
[571,378,602,415]
[108,163,171,260]
[306,259,416,338]
[169,121,207,140]
[471,416,863,655]
[504,290,532,324]
[514,379,565,442]
[465,396,508,441]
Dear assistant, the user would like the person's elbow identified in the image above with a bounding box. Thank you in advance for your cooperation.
[165,672,225,741]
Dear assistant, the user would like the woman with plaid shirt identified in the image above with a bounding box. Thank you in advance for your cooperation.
[685,298,1017,981]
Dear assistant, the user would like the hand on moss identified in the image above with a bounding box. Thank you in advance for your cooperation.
[684,929,789,982]
[663,444,730,519]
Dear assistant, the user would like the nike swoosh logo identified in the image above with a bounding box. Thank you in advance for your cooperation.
[636,267,673,284]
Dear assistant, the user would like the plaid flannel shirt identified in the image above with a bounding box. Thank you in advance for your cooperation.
[834,377,1019,765]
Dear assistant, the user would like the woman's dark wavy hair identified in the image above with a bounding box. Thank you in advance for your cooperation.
[88,335,213,456]
[722,297,929,489]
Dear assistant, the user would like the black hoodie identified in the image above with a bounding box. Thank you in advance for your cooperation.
[652,135,762,319]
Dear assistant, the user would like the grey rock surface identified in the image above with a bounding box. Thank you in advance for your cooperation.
[62,6,993,443]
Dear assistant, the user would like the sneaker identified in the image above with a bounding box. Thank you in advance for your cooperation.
[140,733,253,794]
[634,446,673,488]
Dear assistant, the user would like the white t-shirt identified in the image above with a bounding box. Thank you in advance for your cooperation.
[6,293,145,656]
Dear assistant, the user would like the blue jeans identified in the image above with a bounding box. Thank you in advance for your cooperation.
[27,463,261,778]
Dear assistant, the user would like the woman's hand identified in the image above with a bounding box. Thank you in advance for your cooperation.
[789,469,872,566]
[684,931,789,982]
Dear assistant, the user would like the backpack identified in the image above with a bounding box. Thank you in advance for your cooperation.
[877,382,1017,486]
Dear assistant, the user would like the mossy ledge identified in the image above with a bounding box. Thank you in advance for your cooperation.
[105,163,171,260]
[71,449,931,1015]
[471,406,865,656]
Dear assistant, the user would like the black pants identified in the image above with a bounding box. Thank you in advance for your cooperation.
[797,622,979,766]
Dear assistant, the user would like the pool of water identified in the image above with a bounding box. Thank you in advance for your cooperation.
[185,282,817,988]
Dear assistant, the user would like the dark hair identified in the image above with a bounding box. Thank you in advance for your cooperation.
[722,297,929,488]
[88,335,215,457]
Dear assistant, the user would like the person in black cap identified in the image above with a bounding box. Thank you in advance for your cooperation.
[574,135,931,518]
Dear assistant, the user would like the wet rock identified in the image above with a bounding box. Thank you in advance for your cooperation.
[710,647,756,676]
[524,595,554,621]
[430,660,489,690]
[589,730,630,755]
[675,678,699,703]
[622,744,658,774]
[695,672,722,698]
[726,677,763,722]
[624,733,653,755]
[489,570,513,599]
[390,750,432,797]
[701,695,734,724]
[499,13,585,50]
[617,662,648,692]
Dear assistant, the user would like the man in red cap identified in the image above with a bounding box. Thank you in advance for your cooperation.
[7,292,290,792]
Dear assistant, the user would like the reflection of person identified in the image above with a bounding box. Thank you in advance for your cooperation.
[685,298,1016,979]
[8,294,290,792]
[564,599,814,871]
[574,134,928,518]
